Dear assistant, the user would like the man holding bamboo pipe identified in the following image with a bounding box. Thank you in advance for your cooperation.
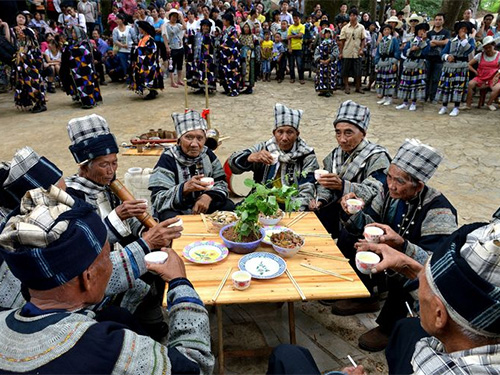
[65,114,181,341]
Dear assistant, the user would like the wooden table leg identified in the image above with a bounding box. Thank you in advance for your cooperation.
[217,305,224,375]
[287,302,296,344]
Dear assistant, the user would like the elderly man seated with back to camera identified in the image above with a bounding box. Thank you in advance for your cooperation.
[267,210,500,375]
[149,110,234,221]
[228,103,319,211]
[0,186,214,375]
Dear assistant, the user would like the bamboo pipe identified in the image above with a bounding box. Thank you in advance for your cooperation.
[109,179,158,229]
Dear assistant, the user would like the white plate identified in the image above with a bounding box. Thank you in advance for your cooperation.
[238,252,287,279]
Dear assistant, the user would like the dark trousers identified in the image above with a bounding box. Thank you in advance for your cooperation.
[314,202,341,239]
[426,60,443,101]
[86,22,96,36]
[272,55,287,80]
[95,60,105,83]
[289,50,304,80]
[386,318,429,375]
[267,344,321,375]
[116,52,130,78]
[157,198,235,222]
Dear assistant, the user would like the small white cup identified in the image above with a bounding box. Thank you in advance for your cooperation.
[363,226,384,243]
[168,218,183,229]
[144,252,169,264]
[346,198,364,214]
[200,177,215,190]
[271,151,280,165]
[314,169,329,180]
[232,271,252,290]
[355,251,381,275]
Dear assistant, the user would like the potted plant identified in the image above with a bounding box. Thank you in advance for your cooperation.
[220,179,301,254]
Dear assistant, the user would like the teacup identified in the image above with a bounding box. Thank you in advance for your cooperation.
[200,177,214,190]
[314,169,329,180]
[363,226,384,243]
[144,252,169,265]
[271,151,280,165]
[346,198,364,214]
[232,271,251,290]
[168,218,183,229]
[355,251,381,275]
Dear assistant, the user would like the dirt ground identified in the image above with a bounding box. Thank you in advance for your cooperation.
[0,78,499,374]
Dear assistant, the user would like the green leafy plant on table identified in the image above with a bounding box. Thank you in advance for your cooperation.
[229,179,301,242]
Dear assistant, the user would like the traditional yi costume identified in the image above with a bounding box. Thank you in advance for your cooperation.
[314,28,339,96]
[398,23,430,105]
[228,103,319,211]
[316,100,390,237]
[0,189,214,374]
[13,27,46,113]
[239,22,259,94]
[219,25,241,96]
[60,26,102,109]
[435,22,475,106]
[192,20,217,92]
[129,21,163,100]
[375,26,401,100]
[149,110,234,221]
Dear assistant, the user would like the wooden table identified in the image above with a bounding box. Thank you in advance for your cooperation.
[122,147,168,157]
[163,213,369,374]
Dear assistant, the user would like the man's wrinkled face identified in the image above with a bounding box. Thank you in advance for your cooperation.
[81,154,118,186]
[179,130,206,157]
[386,164,421,201]
[274,126,298,152]
[334,122,365,154]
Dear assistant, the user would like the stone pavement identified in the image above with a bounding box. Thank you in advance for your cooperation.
[1,78,499,374]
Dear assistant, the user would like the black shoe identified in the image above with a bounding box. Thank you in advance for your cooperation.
[100,81,108,86]
[229,91,239,97]
[144,90,158,100]
[31,105,44,113]
[242,87,253,95]
[47,86,56,93]
[325,92,332,97]
[81,104,94,109]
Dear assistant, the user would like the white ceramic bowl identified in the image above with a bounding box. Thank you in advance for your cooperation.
[314,169,329,180]
[346,198,364,214]
[270,235,304,258]
[168,218,183,228]
[232,270,252,290]
[258,210,284,226]
[355,251,380,275]
[200,177,214,190]
[363,226,384,243]
[144,252,169,264]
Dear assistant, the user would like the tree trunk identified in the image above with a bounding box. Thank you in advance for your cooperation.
[378,0,386,23]
[369,0,377,23]
[351,0,361,9]
[440,0,465,30]
[459,0,480,19]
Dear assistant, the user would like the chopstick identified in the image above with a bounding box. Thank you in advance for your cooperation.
[212,267,232,302]
[286,212,309,228]
[296,233,332,238]
[300,263,354,282]
[347,355,357,367]
[182,233,219,237]
[405,301,415,317]
[200,213,209,232]
[286,269,306,301]
[298,250,349,262]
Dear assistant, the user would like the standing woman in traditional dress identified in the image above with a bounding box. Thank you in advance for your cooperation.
[185,9,200,90]
[375,24,401,106]
[435,21,474,117]
[396,22,429,111]
[12,14,47,113]
[219,12,241,97]
[193,19,217,93]
[129,21,164,100]
[60,25,101,109]
[314,27,338,97]
[239,21,257,95]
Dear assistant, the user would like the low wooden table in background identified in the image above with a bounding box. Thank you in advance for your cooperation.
[163,213,369,374]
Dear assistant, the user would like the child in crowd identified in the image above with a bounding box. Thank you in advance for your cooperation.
[261,30,273,81]
[272,32,286,83]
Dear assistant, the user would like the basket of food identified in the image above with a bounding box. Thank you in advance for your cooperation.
[206,211,239,233]
[270,230,304,258]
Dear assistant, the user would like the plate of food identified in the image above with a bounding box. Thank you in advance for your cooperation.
[262,226,293,245]
[183,241,229,264]
[205,211,238,232]
[238,252,287,279]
